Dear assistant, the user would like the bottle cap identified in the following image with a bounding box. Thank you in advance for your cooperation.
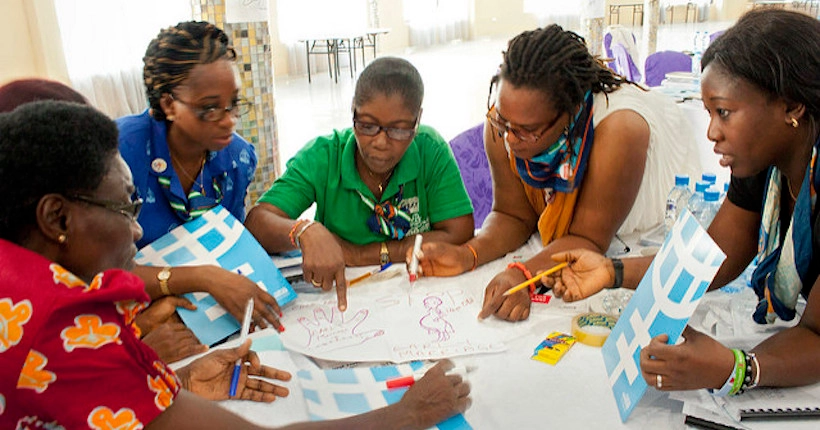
[701,172,717,184]
[695,181,710,193]
[704,188,720,202]
[674,174,690,186]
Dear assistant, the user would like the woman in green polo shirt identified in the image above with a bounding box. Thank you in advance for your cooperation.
[245,57,474,309]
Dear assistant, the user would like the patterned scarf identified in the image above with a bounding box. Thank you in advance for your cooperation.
[752,142,818,324]
[514,91,595,192]
[158,159,224,222]
[357,185,411,240]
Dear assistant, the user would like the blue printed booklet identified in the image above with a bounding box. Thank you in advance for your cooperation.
[135,205,297,346]
[602,210,726,421]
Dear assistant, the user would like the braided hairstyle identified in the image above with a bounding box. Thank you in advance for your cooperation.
[143,21,237,121]
[0,101,119,242]
[492,24,630,116]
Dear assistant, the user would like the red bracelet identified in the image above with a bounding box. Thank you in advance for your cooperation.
[463,243,478,271]
[507,262,534,293]
[288,219,308,247]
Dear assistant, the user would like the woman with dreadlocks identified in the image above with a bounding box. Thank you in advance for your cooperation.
[414,24,701,321]
[117,21,284,341]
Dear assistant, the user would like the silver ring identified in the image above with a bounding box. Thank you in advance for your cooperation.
[656,374,663,389]
[311,279,321,287]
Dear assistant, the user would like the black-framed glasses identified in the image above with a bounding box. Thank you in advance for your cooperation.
[352,113,419,141]
[67,194,143,220]
[169,93,252,122]
[486,105,563,144]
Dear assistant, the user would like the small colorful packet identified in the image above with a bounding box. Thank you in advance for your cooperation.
[531,331,576,365]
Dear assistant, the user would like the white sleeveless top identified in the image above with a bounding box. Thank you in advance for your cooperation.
[592,84,703,235]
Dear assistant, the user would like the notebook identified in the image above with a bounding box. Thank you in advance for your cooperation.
[722,383,820,421]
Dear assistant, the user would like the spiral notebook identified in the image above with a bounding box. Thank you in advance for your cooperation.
[722,383,820,421]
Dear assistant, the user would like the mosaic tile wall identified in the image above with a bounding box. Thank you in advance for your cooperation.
[192,0,281,205]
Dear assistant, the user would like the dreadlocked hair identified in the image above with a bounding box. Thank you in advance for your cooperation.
[143,21,237,121]
[493,24,631,116]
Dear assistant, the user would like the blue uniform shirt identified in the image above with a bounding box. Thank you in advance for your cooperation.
[117,110,257,249]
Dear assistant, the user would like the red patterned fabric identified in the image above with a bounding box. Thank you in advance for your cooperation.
[0,239,179,429]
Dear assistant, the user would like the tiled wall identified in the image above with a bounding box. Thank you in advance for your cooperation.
[192,0,280,205]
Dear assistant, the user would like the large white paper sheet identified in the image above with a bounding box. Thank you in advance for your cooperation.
[279,276,506,363]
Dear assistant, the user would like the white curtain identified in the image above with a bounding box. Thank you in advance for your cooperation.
[54,0,191,119]
[403,0,470,48]
[276,0,368,76]
[523,0,582,32]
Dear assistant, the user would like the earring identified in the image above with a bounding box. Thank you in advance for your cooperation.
[166,115,175,122]
[58,234,66,244]
[791,117,799,128]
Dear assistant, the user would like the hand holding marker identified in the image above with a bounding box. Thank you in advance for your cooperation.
[386,362,475,389]
[409,234,423,282]
[229,298,254,397]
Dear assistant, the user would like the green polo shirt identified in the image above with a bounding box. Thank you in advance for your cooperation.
[258,125,473,245]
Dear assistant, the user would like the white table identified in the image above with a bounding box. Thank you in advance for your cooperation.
[207,236,812,429]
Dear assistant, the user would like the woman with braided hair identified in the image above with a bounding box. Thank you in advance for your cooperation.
[414,24,701,321]
[117,21,284,339]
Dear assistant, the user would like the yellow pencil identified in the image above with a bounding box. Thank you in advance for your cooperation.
[502,262,568,296]
[349,271,374,286]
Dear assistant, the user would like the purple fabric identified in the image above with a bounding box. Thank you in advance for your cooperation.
[610,42,642,82]
[644,50,692,87]
[709,30,725,45]
[449,124,492,229]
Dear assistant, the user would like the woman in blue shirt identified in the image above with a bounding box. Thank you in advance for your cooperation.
[118,21,282,334]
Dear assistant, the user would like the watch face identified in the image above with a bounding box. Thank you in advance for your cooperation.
[158,268,171,281]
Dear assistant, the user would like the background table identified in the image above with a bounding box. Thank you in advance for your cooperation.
[299,28,390,83]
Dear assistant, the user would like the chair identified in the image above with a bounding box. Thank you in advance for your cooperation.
[603,26,641,80]
[644,51,692,87]
[610,42,642,82]
[708,30,725,45]
[449,123,492,229]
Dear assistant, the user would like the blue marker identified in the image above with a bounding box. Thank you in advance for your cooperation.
[229,298,254,397]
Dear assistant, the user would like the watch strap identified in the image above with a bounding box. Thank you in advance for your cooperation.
[609,258,623,289]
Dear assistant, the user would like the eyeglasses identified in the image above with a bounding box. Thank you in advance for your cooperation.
[352,114,419,141]
[67,194,143,221]
[486,105,563,144]
[169,93,252,122]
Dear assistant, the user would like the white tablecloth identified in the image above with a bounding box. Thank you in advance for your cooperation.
[202,235,812,429]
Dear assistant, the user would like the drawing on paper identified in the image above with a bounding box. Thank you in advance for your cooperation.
[419,296,455,342]
[297,305,384,352]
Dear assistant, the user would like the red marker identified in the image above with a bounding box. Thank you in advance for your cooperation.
[385,375,417,389]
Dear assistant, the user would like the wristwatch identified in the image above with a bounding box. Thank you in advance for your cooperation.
[158,266,172,296]
[379,242,390,267]
[608,258,623,289]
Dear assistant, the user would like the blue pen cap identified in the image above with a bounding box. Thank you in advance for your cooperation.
[674,174,690,187]
[701,172,717,184]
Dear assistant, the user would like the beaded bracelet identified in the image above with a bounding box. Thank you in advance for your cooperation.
[742,352,760,391]
[294,221,317,249]
[463,243,478,271]
[507,262,534,293]
[288,219,309,247]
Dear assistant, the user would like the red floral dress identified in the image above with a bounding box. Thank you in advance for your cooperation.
[0,239,180,429]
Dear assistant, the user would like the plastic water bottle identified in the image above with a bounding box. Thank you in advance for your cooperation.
[721,259,756,294]
[687,180,710,220]
[693,187,720,228]
[664,174,692,233]
[701,172,716,186]
[692,31,703,77]
[719,182,729,205]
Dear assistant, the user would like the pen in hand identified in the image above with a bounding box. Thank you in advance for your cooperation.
[229,298,254,397]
